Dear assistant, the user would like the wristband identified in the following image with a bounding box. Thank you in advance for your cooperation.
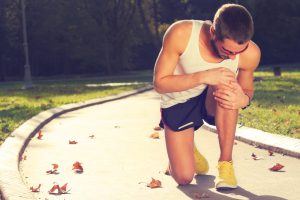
[242,93,251,110]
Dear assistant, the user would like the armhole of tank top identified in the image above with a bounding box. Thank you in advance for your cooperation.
[180,20,196,58]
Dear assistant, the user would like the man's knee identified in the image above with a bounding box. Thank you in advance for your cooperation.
[172,169,194,185]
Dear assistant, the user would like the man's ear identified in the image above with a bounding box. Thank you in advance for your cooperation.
[210,26,216,39]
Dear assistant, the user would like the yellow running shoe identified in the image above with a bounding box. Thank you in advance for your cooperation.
[216,161,237,190]
[194,145,209,174]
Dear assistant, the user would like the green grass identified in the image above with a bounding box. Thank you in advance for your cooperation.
[0,71,153,144]
[239,68,300,139]
[0,68,299,145]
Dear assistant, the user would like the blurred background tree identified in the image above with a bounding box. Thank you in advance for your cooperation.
[0,0,299,81]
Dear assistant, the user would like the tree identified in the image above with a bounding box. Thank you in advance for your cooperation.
[0,0,6,81]
[83,0,137,74]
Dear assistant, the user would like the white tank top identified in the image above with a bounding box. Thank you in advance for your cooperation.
[160,20,239,108]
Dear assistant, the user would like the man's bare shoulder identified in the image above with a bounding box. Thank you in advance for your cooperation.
[162,20,193,54]
[165,20,192,36]
[239,41,261,71]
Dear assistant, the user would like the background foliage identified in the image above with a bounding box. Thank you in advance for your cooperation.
[0,0,299,81]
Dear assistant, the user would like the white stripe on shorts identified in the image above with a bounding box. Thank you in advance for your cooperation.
[178,122,194,130]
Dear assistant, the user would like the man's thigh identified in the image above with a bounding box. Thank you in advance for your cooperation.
[165,126,195,174]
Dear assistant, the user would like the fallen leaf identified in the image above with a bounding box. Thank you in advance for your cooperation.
[48,183,70,195]
[69,140,78,144]
[165,168,170,176]
[73,161,84,173]
[46,169,58,174]
[30,184,41,192]
[269,163,284,171]
[89,135,95,139]
[60,183,69,193]
[147,178,161,189]
[193,192,210,199]
[22,155,27,161]
[268,150,274,156]
[37,130,43,140]
[193,192,202,199]
[150,132,160,139]
[251,153,263,160]
[48,184,59,194]
[52,164,59,170]
[154,126,162,131]
[46,164,59,174]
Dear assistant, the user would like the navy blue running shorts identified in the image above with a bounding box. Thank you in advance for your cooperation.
[159,88,215,132]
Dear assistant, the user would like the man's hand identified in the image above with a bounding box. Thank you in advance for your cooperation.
[203,67,236,87]
[213,81,249,110]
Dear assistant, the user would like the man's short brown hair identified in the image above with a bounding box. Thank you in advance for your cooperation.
[213,4,254,44]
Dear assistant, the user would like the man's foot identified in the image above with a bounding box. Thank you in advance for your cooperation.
[194,145,209,175]
[216,161,237,190]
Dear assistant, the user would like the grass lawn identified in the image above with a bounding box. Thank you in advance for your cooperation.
[0,68,299,146]
[239,68,300,139]
[0,71,152,145]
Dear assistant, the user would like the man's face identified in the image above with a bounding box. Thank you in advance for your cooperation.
[211,38,249,60]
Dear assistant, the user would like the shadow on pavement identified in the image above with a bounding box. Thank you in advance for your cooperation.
[177,175,287,200]
[219,187,288,200]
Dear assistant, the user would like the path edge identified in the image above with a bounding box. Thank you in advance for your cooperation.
[202,123,300,159]
[0,85,153,200]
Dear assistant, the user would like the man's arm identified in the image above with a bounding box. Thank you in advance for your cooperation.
[236,41,261,107]
[213,41,261,109]
[153,21,200,93]
[153,21,236,94]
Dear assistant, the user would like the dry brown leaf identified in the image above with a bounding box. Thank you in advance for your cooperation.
[37,130,43,140]
[46,164,59,174]
[30,184,41,192]
[154,126,162,131]
[48,183,70,195]
[150,132,160,139]
[89,135,95,139]
[251,153,263,160]
[269,163,284,171]
[69,140,78,144]
[147,178,162,189]
[193,192,210,199]
[73,161,84,173]
[268,150,274,156]
[165,168,170,176]
[22,155,27,161]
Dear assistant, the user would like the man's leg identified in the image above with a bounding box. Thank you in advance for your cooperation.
[165,126,195,185]
[205,86,238,161]
[205,86,238,189]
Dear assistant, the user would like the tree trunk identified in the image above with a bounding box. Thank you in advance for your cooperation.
[152,0,160,49]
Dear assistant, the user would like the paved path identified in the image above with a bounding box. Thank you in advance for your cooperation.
[14,91,300,200]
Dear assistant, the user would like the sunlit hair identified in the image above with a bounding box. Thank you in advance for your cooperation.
[213,4,254,44]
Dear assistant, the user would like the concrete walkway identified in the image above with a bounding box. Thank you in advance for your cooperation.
[1,88,300,200]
